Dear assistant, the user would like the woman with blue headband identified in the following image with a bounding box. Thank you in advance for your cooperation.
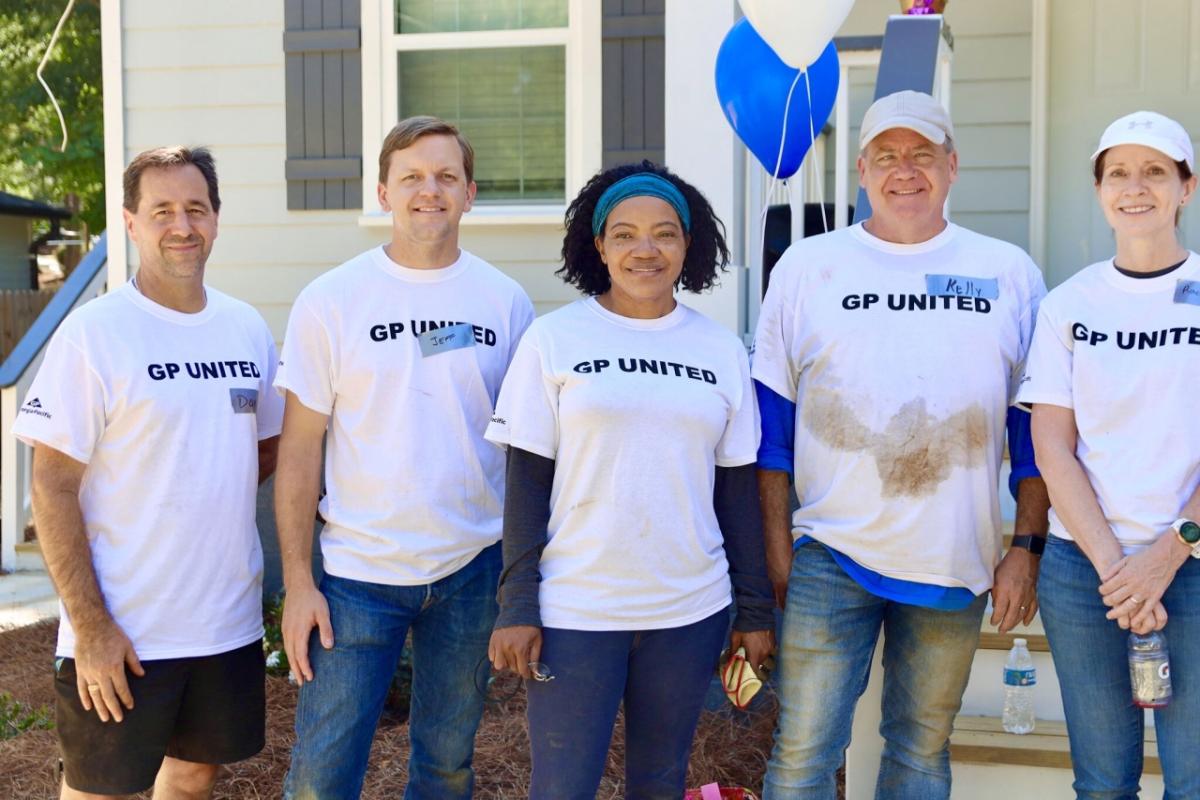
[484,162,774,798]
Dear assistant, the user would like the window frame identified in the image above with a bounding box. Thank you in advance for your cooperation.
[359,0,601,225]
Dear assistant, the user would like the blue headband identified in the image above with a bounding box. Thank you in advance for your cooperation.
[591,173,692,237]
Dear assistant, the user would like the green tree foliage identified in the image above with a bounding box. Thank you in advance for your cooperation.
[0,0,103,232]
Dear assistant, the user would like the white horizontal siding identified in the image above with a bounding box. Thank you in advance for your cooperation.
[120,3,568,341]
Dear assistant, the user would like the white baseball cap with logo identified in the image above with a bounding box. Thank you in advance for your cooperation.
[858,90,955,151]
[1091,111,1195,172]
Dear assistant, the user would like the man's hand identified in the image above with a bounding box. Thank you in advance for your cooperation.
[73,620,144,723]
[730,629,775,675]
[990,547,1039,634]
[489,625,542,680]
[282,582,333,685]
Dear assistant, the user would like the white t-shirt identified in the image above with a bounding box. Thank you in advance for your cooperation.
[14,282,284,660]
[485,298,759,630]
[275,247,534,585]
[1017,254,1200,553]
[752,222,1046,594]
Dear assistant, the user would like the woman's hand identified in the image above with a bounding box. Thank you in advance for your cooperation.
[488,625,542,680]
[730,629,775,676]
[1098,534,1188,631]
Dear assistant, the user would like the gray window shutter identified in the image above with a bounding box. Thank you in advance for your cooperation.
[601,0,665,169]
[283,0,363,210]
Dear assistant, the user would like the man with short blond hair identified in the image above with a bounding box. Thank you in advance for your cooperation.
[754,91,1050,799]
[17,145,283,799]
[277,116,534,799]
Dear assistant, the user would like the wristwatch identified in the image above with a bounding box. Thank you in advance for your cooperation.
[1010,534,1046,557]
[1171,518,1200,559]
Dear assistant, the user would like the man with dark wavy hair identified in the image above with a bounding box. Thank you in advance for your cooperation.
[17,145,283,799]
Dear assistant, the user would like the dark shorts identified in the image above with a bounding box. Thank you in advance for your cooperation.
[54,639,265,795]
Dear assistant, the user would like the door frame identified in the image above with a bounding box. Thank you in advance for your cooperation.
[1029,0,1050,269]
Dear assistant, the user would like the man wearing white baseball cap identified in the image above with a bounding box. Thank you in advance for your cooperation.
[753,89,1050,798]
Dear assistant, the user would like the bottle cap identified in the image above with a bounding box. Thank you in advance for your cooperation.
[1014,638,1027,647]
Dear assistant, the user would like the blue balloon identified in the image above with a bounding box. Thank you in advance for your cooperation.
[715,19,840,179]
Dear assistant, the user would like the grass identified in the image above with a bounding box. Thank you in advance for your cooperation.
[0,692,53,740]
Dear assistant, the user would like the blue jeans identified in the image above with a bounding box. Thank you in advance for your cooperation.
[1039,534,1200,800]
[524,608,729,800]
[763,541,986,800]
[283,543,500,800]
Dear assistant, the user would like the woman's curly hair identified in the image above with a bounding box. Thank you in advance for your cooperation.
[557,161,730,296]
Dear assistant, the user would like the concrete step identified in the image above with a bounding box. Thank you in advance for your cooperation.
[950,715,1163,799]
[15,540,44,571]
[0,569,58,628]
[978,597,1047,653]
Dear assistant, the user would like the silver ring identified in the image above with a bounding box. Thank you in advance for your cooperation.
[1019,606,1027,612]
[1131,595,1143,605]
[86,684,100,692]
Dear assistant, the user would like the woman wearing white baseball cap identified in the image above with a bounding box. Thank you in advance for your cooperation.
[1018,111,1200,797]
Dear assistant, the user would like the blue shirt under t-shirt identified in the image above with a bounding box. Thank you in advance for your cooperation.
[754,380,1039,610]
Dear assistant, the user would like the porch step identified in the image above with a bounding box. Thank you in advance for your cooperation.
[978,605,1047,653]
[15,540,44,571]
[953,714,1158,772]
[950,716,1162,799]
[0,569,58,628]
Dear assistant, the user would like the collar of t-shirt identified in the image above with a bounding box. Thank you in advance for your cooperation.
[1102,252,1198,294]
[847,220,957,256]
[583,296,688,331]
[122,280,216,326]
[371,246,471,283]
[1112,256,1188,280]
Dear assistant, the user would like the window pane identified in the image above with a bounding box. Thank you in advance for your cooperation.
[395,0,567,34]
[398,47,566,202]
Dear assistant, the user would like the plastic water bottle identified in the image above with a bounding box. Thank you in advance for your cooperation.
[1129,631,1171,708]
[1002,638,1036,734]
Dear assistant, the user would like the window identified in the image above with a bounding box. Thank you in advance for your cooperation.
[376,0,581,206]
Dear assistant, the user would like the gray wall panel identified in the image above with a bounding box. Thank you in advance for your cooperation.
[284,0,362,210]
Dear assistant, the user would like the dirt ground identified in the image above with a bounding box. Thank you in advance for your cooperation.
[0,621,778,798]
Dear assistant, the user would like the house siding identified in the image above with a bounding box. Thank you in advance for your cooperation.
[0,218,31,290]
[119,1,566,339]
[117,0,1038,337]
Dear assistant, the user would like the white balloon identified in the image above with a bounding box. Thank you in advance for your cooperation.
[737,0,857,69]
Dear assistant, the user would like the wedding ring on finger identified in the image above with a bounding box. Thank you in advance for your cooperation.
[1130,595,1143,605]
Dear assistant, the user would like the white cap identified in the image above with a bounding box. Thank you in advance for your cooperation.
[1091,111,1194,172]
[858,90,954,150]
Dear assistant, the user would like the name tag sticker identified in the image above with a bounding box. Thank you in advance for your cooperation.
[925,274,1000,300]
[1174,280,1200,306]
[418,322,476,358]
[229,388,258,414]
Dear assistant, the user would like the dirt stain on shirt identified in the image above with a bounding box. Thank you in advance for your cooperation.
[802,387,988,498]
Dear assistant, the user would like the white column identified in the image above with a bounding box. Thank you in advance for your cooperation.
[665,0,742,334]
[101,0,126,286]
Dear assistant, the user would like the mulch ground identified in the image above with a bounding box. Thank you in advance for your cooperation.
[0,621,778,798]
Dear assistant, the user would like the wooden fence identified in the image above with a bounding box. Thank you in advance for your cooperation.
[0,290,56,363]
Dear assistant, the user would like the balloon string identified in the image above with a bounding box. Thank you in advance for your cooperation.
[803,68,829,234]
[759,70,804,274]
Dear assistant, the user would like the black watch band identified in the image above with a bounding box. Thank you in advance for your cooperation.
[1010,534,1046,556]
